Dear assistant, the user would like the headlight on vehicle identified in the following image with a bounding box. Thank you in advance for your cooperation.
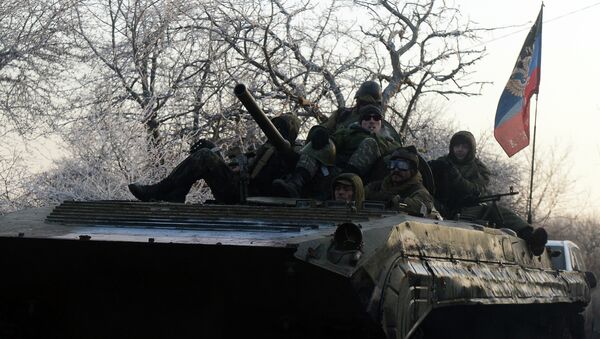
[333,222,363,251]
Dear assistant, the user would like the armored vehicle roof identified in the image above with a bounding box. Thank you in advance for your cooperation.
[0,200,401,247]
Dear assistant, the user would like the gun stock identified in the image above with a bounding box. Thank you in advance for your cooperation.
[234,84,292,154]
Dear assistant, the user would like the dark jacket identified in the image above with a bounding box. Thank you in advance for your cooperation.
[431,131,491,215]
[247,113,302,196]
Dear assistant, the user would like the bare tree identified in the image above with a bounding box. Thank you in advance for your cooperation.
[349,0,489,135]
[23,111,213,204]
[0,0,78,137]
[0,147,30,214]
[509,145,576,224]
[203,0,366,124]
[547,214,600,276]
[204,0,489,139]
[72,0,238,150]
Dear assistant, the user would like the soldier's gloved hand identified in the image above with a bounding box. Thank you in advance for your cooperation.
[307,125,330,150]
[391,195,405,210]
[190,139,217,155]
[446,162,461,179]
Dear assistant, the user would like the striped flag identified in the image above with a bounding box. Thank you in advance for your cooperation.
[494,7,543,157]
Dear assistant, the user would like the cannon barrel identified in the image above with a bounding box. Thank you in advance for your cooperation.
[234,84,291,154]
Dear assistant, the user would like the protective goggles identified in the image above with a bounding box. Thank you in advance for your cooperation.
[361,114,382,121]
[389,159,411,171]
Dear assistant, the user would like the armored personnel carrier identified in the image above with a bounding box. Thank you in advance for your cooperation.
[0,199,594,338]
[0,85,594,338]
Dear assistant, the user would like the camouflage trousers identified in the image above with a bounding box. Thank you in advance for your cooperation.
[347,137,381,177]
[297,136,381,179]
[296,153,320,177]
[292,153,340,200]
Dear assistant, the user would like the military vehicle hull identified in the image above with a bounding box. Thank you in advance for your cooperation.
[0,201,592,338]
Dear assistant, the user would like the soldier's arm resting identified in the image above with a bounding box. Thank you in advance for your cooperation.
[447,162,489,197]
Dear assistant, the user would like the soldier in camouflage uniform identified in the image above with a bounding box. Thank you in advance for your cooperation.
[365,149,434,216]
[321,80,382,133]
[128,114,301,204]
[331,105,400,177]
[272,105,401,198]
[311,80,401,144]
[332,173,365,207]
[429,131,548,255]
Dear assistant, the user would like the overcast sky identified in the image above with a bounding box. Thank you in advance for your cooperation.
[445,0,600,215]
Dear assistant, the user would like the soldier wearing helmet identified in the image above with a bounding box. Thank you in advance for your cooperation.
[320,80,382,132]
[128,114,301,204]
[365,148,434,216]
[307,80,401,150]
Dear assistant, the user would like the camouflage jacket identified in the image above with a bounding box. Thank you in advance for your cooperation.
[331,123,401,164]
[321,107,359,133]
[365,173,434,215]
[321,107,401,142]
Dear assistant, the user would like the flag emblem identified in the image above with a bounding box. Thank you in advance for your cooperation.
[494,8,543,157]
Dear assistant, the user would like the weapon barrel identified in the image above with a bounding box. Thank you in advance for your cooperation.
[476,191,519,203]
[234,84,291,154]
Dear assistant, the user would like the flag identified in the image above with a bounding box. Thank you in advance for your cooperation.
[494,7,543,157]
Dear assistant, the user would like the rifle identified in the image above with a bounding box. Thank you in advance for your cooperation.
[474,187,518,204]
[476,187,518,226]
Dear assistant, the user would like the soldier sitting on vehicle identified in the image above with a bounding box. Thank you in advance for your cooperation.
[321,80,381,132]
[428,130,548,255]
[272,104,401,198]
[128,114,301,204]
[318,80,401,142]
[365,149,434,216]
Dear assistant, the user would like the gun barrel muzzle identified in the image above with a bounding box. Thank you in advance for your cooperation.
[234,84,291,153]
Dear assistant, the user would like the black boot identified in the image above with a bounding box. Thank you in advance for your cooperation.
[128,183,150,201]
[517,226,548,256]
[128,156,201,202]
[272,168,310,198]
[128,182,170,202]
[529,227,548,256]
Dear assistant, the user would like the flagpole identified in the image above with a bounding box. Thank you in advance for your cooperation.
[526,94,539,224]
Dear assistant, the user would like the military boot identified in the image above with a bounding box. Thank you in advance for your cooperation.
[272,168,310,198]
[517,226,548,256]
[529,227,548,256]
[128,154,202,202]
[128,182,166,202]
[129,176,189,203]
